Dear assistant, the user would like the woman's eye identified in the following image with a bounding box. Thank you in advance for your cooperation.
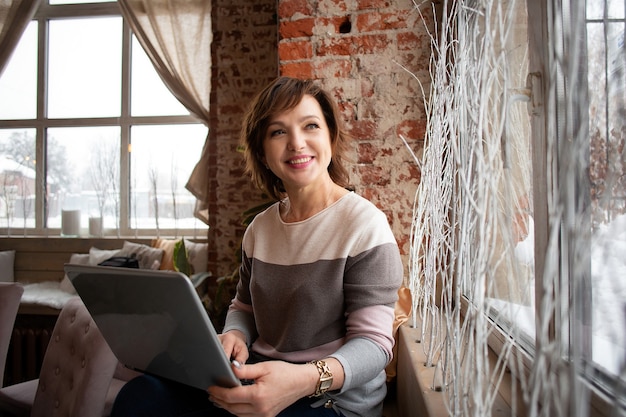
[305,123,320,130]
[269,129,285,137]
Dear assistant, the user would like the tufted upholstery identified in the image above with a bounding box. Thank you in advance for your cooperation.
[0,283,24,388]
[0,297,120,417]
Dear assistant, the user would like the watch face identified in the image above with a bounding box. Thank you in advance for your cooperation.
[320,378,333,390]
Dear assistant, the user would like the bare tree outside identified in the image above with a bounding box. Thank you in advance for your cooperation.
[89,139,118,230]
[170,156,179,234]
[0,132,67,232]
[148,163,159,234]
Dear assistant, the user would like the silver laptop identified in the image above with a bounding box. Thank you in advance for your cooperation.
[64,264,241,390]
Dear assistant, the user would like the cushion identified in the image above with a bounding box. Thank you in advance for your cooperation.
[89,247,121,266]
[118,241,163,270]
[185,240,208,274]
[152,238,179,271]
[60,253,90,294]
[151,238,208,274]
[20,282,77,309]
[0,250,15,282]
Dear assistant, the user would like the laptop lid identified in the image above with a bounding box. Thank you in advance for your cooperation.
[64,264,241,390]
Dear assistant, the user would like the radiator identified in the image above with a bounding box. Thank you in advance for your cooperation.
[5,326,53,386]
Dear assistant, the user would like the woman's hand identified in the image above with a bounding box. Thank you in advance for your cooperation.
[219,330,249,365]
[207,360,318,417]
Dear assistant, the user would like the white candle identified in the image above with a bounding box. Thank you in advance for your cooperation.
[89,216,103,237]
[61,210,81,236]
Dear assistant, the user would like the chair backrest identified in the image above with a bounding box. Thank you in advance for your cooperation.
[31,297,118,417]
[0,283,24,388]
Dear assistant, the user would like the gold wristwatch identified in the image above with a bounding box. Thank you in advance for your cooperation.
[309,360,333,397]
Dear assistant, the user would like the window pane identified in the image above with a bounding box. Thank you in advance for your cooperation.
[587,0,625,20]
[587,17,626,377]
[48,17,122,118]
[46,127,120,234]
[131,36,189,117]
[130,124,208,231]
[0,22,37,120]
[0,129,36,230]
[465,0,535,348]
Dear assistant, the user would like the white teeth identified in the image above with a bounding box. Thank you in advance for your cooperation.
[289,157,311,164]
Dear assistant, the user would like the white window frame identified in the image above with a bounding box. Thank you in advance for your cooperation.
[0,1,206,238]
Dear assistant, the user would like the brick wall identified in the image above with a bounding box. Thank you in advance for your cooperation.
[209,0,279,276]
[278,0,433,278]
[209,0,434,280]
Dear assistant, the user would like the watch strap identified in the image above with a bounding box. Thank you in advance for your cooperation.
[308,359,333,397]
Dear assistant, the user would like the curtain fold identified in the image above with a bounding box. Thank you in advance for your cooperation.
[118,0,212,224]
[0,0,42,77]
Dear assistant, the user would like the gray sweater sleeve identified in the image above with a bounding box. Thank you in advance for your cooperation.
[330,336,388,393]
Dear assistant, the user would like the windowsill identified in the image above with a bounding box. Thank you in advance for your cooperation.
[395,324,449,417]
[395,324,516,417]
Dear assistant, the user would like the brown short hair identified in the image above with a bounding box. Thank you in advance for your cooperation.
[240,77,352,201]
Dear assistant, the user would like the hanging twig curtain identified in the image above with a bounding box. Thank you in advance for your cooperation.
[118,0,212,224]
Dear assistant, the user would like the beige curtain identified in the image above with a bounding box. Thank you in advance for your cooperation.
[118,0,212,224]
[0,0,41,77]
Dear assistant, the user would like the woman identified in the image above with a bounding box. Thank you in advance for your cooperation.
[111,77,403,417]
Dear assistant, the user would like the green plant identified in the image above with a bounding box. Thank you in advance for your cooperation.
[173,239,194,276]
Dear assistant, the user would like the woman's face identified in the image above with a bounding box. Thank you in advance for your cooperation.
[262,94,333,193]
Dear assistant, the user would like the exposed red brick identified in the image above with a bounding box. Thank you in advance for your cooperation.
[358,165,391,186]
[360,78,375,98]
[316,16,350,34]
[336,99,356,122]
[279,40,313,61]
[218,104,244,115]
[356,12,409,32]
[317,37,352,56]
[313,58,352,78]
[397,31,420,51]
[397,163,421,182]
[280,18,315,39]
[317,34,390,56]
[357,142,378,164]
[348,119,378,141]
[397,119,427,141]
[357,0,392,10]
[278,0,313,18]
[280,61,315,79]
[317,0,347,13]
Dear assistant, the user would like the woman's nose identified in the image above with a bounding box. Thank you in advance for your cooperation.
[287,131,305,151]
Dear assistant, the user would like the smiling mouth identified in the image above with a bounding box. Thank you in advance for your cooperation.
[288,157,312,165]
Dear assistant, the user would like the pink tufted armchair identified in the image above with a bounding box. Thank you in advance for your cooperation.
[0,297,121,417]
[0,283,24,389]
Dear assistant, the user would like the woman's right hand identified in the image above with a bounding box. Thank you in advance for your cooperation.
[218,330,249,365]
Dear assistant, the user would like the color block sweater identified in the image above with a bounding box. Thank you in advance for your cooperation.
[223,192,404,417]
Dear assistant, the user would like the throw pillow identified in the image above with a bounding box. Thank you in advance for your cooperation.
[151,238,180,271]
[185,240,208,274]
[0,250,16,282]
[60,253,90,294]
[118,241,164,270]
[89,247,121,266]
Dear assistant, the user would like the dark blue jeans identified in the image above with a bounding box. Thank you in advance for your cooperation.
[111,374,344,417]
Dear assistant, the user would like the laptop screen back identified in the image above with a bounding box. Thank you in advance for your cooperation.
[64,264,240,390]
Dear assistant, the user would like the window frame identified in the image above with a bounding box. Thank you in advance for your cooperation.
[0,1,207,238]
[476,0,624,414]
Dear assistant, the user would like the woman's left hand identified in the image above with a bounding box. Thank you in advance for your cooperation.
[207,360,317,417]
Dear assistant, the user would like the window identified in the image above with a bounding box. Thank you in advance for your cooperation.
[485,0,626,408]
[409,0,625,414]
[0,1,209,237]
